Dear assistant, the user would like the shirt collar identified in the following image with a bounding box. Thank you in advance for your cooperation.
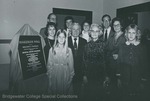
[72,36,79,41]
[105,26,111,32]
[126,41,140,46]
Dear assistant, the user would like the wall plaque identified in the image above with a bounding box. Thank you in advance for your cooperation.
[18,36,46,80]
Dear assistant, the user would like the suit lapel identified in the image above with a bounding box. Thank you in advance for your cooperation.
[109,29,114,38]
[78,37,81,52]
[69,37,74,49]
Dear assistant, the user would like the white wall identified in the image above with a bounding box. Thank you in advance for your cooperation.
[103,0,150,19]
[0,0,103,39]
[0,0,103,64]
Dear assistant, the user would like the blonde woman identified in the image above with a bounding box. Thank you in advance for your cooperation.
[117,24,148,100]
[47,29,74,94]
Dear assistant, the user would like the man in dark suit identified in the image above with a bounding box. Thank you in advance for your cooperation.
[102,14,114,42]
[68,22,87,97]
[39,13,57,38]
[102,15,119,100]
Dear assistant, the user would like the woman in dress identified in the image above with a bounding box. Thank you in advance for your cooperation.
[105,17,126,100]
[47,29,74,94]
[105,18,126,85]
[83,24,106,101]
[117,24,148,101]
[80,21,91,42]
[44,22,56,63]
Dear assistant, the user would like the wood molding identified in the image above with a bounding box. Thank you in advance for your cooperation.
[0,39,11,44]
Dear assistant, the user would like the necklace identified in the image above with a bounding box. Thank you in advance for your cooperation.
[48,39,53,47]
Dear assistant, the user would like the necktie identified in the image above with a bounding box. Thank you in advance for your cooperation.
[74,38,77,57]
[105,30,108,41]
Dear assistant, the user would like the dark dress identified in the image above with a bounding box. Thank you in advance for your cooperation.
[44,38,54,63]
[141,38,150,78]
[118,42,148,101]
[105,33,126,100]
[106,33,126,82]
[83,38,106,100]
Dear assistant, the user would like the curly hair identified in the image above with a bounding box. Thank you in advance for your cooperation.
[125,24,141,41]
[45,22,57,37]
[112,17,124,31]
[89,23,103,38]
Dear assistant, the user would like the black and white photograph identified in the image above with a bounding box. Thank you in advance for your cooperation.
[0,0,150,101]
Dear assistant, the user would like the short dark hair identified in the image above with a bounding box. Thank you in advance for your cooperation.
[64,16,74,23]
[45,22,57,36]
[47,13,56,20]
[102,14,111,21]
[64,16,74,29]
[81,20,91,30]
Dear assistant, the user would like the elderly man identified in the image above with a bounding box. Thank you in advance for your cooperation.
[68,22,87,97]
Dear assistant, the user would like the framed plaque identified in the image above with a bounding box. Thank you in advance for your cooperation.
[18,36,46,80]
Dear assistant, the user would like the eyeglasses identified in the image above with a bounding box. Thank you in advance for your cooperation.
[113,24,121,27]
[90,30,100,33]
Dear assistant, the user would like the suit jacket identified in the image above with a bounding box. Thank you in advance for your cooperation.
[68,36,87,80]
[39,27,46,38]
[102,27,114,43]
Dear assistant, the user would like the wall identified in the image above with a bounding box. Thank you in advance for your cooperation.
[103,0,150,19]
[0,0,149,66]
[0,0,103,64]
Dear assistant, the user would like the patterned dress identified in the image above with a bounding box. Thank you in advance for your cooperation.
[83,38,106,82]
[83,38,106,100]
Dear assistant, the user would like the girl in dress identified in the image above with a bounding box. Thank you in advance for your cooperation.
[117,24,148,101]
[47,29,74,94]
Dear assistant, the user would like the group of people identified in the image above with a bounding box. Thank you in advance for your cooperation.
[39,13,149,101]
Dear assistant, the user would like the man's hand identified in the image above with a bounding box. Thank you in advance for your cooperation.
[117,79,122,88]
[83,76,88,84]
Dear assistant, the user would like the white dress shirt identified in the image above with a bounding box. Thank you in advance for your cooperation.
[71,36,79,49]
[81,30,90,42]
[104,27,111,39]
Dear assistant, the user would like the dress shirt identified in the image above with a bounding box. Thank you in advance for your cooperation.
[104,27,111,39]
[71,36,79,48]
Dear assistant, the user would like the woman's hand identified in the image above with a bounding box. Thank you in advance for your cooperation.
[113,54,118,60]
[103,77,110,87]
